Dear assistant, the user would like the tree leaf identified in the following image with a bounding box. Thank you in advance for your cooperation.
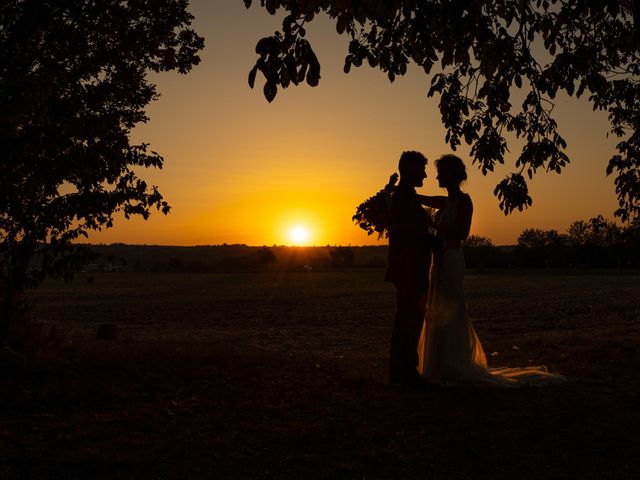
[306,69,320,87]
[248,66,258,88]
[265,0,276,15]
[514,74,522,88]
[263,81,277,102]
[343,58,351,74]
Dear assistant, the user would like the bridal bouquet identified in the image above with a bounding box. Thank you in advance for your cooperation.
[352,179,395,239]
[353,174,438,239]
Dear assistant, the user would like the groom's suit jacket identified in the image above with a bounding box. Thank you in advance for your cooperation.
[385,182,441,289]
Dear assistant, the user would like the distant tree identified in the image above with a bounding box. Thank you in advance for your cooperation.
[567,220,591,247]
[0,0,204,343]
[568,215,621,247]
[622,217,640,242]
[329,246,355,267]
[517,229,551,249]
[564,215,623,266]
[514,228,570,266]
[620,218,640,265]
[256,246,278,265]
[244,0,640,222]
[463,235,494,248]
[463,235,497,269]
[587,215,622,247]
[543,229,569,247]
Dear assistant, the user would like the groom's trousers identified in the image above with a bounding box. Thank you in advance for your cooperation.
[389,282,428,384]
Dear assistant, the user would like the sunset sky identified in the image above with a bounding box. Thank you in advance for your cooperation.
[86,0,621,247]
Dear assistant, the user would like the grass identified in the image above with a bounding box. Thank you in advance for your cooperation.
[2,269,639,479]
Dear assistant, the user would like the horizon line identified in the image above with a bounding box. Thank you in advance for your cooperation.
[77,241,517,248]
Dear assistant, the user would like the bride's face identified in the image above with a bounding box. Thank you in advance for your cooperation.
[436,167,454,189]
[436,166,460,188]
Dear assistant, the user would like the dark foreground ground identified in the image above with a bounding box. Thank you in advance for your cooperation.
[2,270,640,479]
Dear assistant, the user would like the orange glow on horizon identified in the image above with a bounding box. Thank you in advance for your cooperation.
[81,2,622,247]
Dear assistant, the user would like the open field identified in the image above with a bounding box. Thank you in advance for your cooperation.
[2,270,640,479]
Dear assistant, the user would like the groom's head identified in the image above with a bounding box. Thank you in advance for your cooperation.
[398,151,428,187]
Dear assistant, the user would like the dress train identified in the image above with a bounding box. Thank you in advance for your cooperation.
[417,248,565,388]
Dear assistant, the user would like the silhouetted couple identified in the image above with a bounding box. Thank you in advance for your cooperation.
[385,151,564,389]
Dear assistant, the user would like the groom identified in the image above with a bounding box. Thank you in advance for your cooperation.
[385,151,442,388]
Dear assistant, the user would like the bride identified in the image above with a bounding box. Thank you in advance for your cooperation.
[416,154,565,387]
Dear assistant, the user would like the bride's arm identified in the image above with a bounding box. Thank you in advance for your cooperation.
[417,194,447,209]
[429,195,473,243]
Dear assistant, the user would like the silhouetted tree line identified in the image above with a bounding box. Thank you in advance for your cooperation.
[75,216,640,274]
[465,216,640,269]
[329,246,355,268]
[152,246,360,271]
[218,247,278,272]
[72,245,391,273]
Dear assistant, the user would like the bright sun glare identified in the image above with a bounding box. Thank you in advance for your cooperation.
[289,225,310,245]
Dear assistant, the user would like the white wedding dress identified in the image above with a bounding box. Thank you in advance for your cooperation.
[417,195,565,387]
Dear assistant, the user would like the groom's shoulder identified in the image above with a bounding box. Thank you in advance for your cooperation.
[392,184,416,202]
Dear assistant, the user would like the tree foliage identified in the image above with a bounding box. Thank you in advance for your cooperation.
[511,215,640,267]
[463,234,494,248]
[517,228,567,248]
[244,0,640,222]
[567,215,622,246]
[0,0,204,295]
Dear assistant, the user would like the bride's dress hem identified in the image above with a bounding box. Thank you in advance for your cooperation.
[417,247,565,389]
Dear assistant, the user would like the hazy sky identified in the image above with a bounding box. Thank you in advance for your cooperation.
[86,0,621,246]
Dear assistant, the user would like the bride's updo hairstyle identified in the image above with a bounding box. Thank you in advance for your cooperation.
[435,154,467,185]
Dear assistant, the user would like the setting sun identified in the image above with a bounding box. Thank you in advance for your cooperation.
[289,225,311,245]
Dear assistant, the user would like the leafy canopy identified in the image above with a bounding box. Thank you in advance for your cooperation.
[0,0,204,290]
[244,0,640,222]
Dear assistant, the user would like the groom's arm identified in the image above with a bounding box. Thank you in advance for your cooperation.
[389,191,444,250]
[388,189,426,237]
[416,194,447,209]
